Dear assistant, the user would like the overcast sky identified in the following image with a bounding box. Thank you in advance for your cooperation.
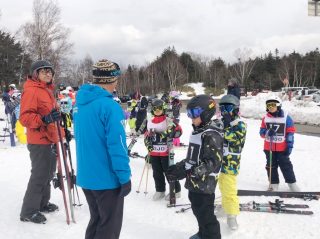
[1,0,320,66]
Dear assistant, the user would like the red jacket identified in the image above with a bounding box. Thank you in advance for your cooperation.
[20,79,62,144]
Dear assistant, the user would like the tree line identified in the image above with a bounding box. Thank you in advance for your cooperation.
[1,0,320,95]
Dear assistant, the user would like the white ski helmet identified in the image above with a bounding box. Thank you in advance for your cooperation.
[266,95,282,106]
[9,83,16,89]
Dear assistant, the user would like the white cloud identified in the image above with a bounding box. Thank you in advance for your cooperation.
[1,0,319,65]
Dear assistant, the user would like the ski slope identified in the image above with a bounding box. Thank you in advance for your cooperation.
[0,99,320,238]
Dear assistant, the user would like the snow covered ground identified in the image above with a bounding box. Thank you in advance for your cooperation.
[0,95,320,238]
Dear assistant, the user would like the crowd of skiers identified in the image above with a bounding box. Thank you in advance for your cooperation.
[1,58,300,239]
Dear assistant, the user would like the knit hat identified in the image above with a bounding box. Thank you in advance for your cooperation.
[92,59,121,84]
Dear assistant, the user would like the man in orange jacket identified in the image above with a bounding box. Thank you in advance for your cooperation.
[19,60,62,224]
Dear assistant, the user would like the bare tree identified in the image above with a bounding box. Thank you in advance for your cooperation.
[18,0,73,79]
[232,48,256,87]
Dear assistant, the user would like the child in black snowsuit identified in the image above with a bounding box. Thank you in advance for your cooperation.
[144,99,182,201]
[166,94,223,239]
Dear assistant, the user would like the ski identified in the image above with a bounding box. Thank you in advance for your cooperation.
[238,189,320,200]
[166,108,176,207]
[6,114,16,147]
[56,122,76,223]
[240,204,313,215]
[127,118,148,154]
[176,200,311,214]
[167,203,191,208]
[54,143,71,224]
[242,199,309,209]
[129,152,146,159]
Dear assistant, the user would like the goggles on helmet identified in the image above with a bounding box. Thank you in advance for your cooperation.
[187,107,204,119]
[219,104,234,113]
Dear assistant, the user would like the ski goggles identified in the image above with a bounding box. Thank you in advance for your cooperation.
[152,105,163,111]
[219,104,234,113]
[187,107,204,119]
[266,102,278,109]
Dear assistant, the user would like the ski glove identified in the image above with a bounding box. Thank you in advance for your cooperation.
[166,160,187,182]
[284,147,293,157]
[285,133,294,157]
[119,180,131,197]
[65,129,73,142]
[42,109,61,125]
[222,113,232,128]
[145,154,152,164]
[267,128,275,137]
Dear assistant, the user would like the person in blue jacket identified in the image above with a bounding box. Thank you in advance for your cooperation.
[73,59,131,239]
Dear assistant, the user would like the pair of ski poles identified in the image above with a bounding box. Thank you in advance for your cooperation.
[136,154,151,195]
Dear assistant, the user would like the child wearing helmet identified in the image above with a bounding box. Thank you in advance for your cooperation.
[218,94,247,230]
[259,95,299,192]
[144,99,182,201]
[166,94,223,239]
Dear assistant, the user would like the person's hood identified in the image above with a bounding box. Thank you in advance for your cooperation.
[76,84,112,105]
[23,78,55,91]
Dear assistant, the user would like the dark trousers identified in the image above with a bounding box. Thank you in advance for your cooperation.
[264,150,296,184]
[188,192,221,239]
[20,144,57,217]
[83,188,124,239]
[151,155,181,193]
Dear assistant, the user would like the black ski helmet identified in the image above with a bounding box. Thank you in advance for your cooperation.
[187,94,216,125]
[219,94,240,108]
[30,60,55,76]
[151,99,166,115]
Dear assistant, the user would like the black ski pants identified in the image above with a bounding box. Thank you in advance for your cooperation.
[151,155,181,193]
[264,150,296,184]
[83,188,124,239]
[188,192,221,239]
[20,144,57,217]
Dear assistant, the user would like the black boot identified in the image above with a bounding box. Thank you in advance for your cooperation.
[20,212,47,224]
[40,202,59,213]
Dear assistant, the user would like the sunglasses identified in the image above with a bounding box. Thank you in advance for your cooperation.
[152,106,163,111]
[187,107,204,119]
[219,104,234,113]
[266,102,278,109]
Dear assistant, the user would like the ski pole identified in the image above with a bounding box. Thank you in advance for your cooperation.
[144,155,150,195]
[268,130,273,191]
[136,160,147,193]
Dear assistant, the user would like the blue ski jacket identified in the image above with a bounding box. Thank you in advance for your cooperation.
[74,84,131,190]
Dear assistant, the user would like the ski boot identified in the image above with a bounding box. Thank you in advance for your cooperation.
[20,212,47,224]
[227,215,238,230]
[40,202,59,213]
[268,184,279,191]
[152,191,165,201]
[288,183,300,192]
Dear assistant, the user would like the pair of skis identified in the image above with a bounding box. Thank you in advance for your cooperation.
[239,200,313,215]
[166,108,176,207]
[55,119,81,225]
[174,199,313,215]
